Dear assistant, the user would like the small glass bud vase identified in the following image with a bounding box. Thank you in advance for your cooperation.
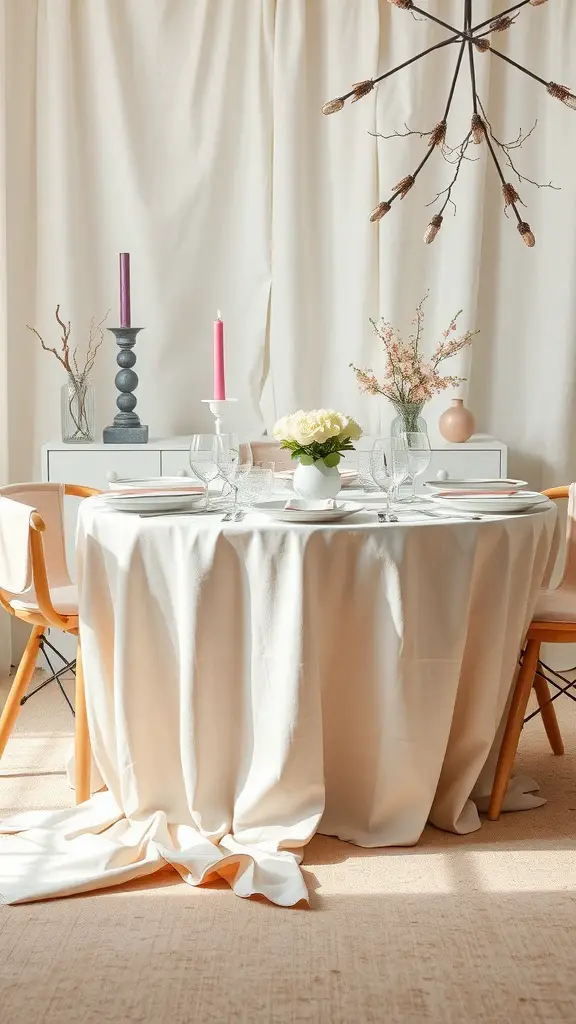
[61,372,95,443]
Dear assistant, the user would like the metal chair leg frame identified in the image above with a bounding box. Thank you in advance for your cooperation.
[523,664,576,724]
[539,659,576,697]
[20,635,77,712]
[38,644,75,715]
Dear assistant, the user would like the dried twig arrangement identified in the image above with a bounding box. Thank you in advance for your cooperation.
[27,306,109,379]
[322,0,573,248]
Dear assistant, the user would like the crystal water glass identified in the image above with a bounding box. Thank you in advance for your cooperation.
[352,450,377,492]
[402,431,432,501]
[237,467,274,506]
[254,460,281,494]
[189,434,220,510]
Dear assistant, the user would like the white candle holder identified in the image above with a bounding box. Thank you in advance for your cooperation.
[201,398,238,435]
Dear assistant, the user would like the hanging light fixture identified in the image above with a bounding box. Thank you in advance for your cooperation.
[322,0,572,247]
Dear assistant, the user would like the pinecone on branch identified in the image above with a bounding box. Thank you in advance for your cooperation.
[394,175,415,198]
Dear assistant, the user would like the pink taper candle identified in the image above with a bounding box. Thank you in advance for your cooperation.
[213,310,226,400]
[119,253,131,328]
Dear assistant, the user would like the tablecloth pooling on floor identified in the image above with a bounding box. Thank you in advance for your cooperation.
[0,500,556,905]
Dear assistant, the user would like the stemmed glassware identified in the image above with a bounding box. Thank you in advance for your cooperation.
[216,434,253,513]
[370,437,409,518]
[391,438,410,502]
[189,435,253,511]
[189,434,220,511]
[401,432,432,501]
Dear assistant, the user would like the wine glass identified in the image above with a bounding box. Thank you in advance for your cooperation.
[216,434,252,512]
[402,431,432,501]
[370,439,397,518]
[390,437,410,503]
[189,434,220,510]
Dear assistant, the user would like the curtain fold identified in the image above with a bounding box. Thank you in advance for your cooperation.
[1,0,575,489]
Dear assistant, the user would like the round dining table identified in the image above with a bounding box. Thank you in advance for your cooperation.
[0,496,557,906]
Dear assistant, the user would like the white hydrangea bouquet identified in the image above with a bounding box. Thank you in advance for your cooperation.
[273,409,362,466]
[272,409,363,500]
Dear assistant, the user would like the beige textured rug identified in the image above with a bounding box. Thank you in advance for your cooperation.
[1,672,576,1024]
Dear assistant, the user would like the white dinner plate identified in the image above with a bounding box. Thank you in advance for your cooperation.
[251,500,365,523]
[424,478,527,494]
[108,477,202,492]
[100,491,205,514]
[428,491,549,514]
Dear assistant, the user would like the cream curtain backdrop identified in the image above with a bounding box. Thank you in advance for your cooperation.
[2,0,576,487]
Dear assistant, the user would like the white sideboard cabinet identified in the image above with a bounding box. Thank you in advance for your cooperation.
[42,434,507,491]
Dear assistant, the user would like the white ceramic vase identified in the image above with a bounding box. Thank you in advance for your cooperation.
[293,460,341,500]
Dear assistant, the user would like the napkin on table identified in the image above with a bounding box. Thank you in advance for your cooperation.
[106,487,203,497]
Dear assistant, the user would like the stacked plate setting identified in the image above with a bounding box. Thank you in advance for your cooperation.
[103,477,205,514]
[251,500,364,523]
[424,479,548,514]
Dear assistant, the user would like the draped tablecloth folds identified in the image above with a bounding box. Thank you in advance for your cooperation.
[0,499,557,906]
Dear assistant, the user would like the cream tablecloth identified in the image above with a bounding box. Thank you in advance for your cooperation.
[0,500,557,905]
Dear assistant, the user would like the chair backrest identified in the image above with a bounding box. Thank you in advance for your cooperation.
[0,483,71,593]
[250,441,293,469]
[0,495,36,594]
[542,485,576,589]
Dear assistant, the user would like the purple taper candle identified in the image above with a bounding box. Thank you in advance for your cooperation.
[119,252,131,328]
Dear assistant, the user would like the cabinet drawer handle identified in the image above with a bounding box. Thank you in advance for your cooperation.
[436,469,449,481]
[106,471,118,482]
[177,469,189,477]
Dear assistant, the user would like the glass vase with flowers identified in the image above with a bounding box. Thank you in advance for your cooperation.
[350,294,477,437]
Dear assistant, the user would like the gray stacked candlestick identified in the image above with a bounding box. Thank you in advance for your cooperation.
[103,327,149,443]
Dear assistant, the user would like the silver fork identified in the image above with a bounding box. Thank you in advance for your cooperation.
[139,508,220,518]
[378,508,481,523]
[394,508,482,521]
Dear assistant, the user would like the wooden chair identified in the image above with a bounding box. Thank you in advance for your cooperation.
[488,485,571,820]
[0,482,99,804]
[249,441,293,469]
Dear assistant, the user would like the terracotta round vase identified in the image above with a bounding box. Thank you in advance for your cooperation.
[438,399,475,443]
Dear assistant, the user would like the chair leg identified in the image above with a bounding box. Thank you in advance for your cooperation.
[533,672,565,755]
[488,638,541,821]
[0,626,44,758]
[74,639,91,804]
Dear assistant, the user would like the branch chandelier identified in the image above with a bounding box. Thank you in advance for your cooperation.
[322,0,574,248]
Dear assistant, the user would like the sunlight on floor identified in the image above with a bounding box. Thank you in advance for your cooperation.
[2,671,576,900]
[459,847,576,892]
